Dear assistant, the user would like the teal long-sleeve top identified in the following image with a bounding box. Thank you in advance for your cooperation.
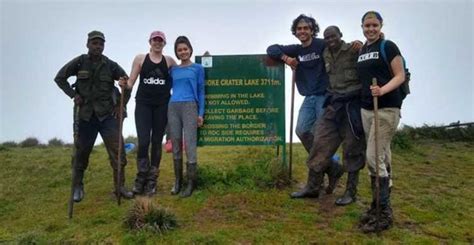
[170,63,205,116]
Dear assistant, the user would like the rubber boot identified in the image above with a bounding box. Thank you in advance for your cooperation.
[133,158,149,195]
[145,144,162,196]
[171,159,183,195]
[73,169,85,202]
[326,158,344,194]
[114,167,134,199]
[335,171,359,206]
[360,177,393,233]
[290,169,324,198]
[144,167,160,196]
[359,176,377,225]
[181,162,197,198]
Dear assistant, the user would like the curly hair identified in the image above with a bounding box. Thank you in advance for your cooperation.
[291,14,319,38]
[174,36,193,59]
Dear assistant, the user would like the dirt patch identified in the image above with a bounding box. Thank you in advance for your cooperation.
[194,198,228,224]
[194,195,262,224]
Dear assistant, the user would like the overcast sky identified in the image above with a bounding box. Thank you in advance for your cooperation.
[1,0,473,144]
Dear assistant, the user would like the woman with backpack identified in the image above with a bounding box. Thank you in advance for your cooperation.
[122,31,177,196]
[356,11,406,233]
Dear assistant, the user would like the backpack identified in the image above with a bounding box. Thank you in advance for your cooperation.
[380,39,411,100]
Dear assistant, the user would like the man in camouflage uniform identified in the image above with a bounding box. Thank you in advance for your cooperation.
[305,26,366,203]
[54,30,133,202]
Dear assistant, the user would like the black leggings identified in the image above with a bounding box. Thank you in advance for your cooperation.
[135,103,168,167]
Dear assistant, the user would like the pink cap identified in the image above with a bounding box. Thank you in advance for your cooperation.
[149,31,166,42]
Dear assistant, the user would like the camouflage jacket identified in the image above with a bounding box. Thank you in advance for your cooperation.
[323,41,361,95]
[54,54,130,121]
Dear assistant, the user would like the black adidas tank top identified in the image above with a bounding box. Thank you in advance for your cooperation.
[135,54,171,105]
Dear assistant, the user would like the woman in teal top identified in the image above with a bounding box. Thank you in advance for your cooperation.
[168,36,205,197]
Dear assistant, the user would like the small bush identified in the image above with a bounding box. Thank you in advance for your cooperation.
[48,138,65,147]
[392,129,413,150]
[1,141,18,147]
[124,198,177,234]
[198,147,291,189]
[20,137,39,147]
[393,124,474,143]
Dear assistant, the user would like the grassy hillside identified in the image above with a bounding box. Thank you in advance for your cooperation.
[0,138,473,243]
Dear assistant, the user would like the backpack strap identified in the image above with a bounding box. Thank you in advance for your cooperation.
[379,39,393,76]
[380,39,411,98]
[380,39,408,76]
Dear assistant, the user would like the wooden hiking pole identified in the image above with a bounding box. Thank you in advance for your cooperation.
[116,86,125,206]
[68,104,80,219]
[372,77,381,233]
[288,71,296,180]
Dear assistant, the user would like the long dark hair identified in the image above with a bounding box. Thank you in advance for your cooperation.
[174,36,193,59]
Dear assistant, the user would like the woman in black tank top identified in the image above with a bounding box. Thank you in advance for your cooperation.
[121,30,177,196]
[135,53,171,105]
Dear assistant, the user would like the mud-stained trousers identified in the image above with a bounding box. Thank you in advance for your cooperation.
[307,102,366,175]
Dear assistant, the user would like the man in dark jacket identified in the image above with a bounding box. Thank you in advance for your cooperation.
[267,15,343,198]
[54,30,133,202]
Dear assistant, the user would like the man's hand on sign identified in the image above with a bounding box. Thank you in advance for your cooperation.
[281,54,298,70]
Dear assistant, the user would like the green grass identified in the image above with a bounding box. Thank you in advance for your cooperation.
[0,140,473,243]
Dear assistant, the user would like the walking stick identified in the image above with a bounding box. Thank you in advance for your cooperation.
[116,86,125,206]
[68,104,80,219]
[289,71,296,180]
[372,78,381,233]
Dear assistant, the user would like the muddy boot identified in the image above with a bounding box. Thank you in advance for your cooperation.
[113,167,134,199]
[290,169,323,198]
[326,158,343,194]
[359,176,377,225]
[73,170,85,202]
[171,159,183,195]
[132,158,149,195]
[181,162,197,198]
[361,205,393,233]
[360,177,393,233]
[144,167,159,196]
[335,171,359,206]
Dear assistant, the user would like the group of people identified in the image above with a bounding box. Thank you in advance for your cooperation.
[267,11,406,233]
[54,31,205,201]
[54,10,406,233]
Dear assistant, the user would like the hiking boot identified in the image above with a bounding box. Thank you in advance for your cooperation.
[171,159,183,195]
[290,169,323,198]
[73,170,85,202]
[133,158,149,195]
[359,202,376,225]
[113,167,134,199]
[359,176,393,232]
[326,158,343,194]
[73,184,84,203]
[181,162,197,198]
[335,171,359,206]
[144,167,159,196]
[360,206,393,233]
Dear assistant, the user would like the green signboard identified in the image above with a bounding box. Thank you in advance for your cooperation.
[195,54,285,146]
